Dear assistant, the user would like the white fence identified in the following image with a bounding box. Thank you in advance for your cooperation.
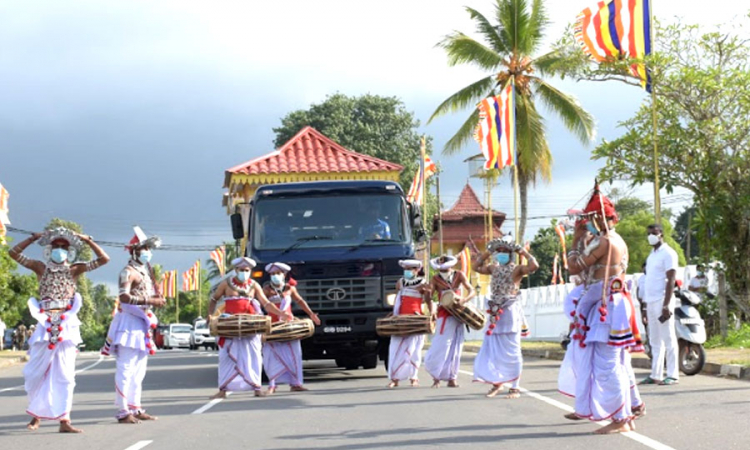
[463,265,704,342]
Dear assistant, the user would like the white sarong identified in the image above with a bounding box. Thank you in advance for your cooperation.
[264,340,304,387]
[114,347,149,419]
[424,315,464,381]
[218,336,262,392]
[388,334,425,381]
[473,301,524,387]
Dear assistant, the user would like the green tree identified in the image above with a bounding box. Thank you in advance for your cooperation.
[585,19,750,314]
[616,211,686,274]
[673,206,702,262]
[0,240,38,327]
[528,222,572,287]
[429,0,595,243]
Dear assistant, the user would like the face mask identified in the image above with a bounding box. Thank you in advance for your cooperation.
[403,270,415,280]
[696,271,704,277]
[138,250,152,264]
[236,271,250,283]
[647,234,661,246]
[51,248,68,264]
[586,222,599,235]
[495,253,510,265]
[270,274,284,285]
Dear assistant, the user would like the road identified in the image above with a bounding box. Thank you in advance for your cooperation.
[0,349,748,450]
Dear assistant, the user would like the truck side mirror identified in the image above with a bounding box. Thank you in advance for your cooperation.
[409,202,423,229]
[415,228,428,244]
[230,213,244,240]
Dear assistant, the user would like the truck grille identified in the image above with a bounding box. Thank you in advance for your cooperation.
[295,277,381,311]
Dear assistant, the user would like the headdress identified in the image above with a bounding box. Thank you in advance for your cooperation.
[38,227,83,262]
[486,235,519,253]
[125,226,162,252]
[232,257,257,269]
[398,259,422,269]
[430,255,457,270]
[583,182,618,223]
[265,262,291,273]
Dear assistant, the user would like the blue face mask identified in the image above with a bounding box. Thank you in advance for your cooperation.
[51,248,68,264]
[495,253,510,265]
[403,270,415,280]
[236,271,250,283]
[270,273,285,285]
[138,250,152,264]
[586,222,599,235]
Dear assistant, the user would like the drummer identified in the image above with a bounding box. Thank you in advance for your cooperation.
[423,255,475,388]
[473,236,538,398]
[387,259,433,388]
[261,262,321,394]
[208,257,291,399]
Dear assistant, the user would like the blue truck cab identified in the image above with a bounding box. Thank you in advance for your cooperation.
[243,180,425,370]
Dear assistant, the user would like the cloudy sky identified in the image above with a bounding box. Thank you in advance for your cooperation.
[1,0,743,290]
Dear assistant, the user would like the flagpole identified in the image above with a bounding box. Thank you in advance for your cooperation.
[198,262,202,319]
[175,288,180,323]
[420,136,429,273]
[437,169,443,255]
[649,0,661,224]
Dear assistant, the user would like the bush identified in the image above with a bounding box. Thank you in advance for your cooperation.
[705,323,750,349]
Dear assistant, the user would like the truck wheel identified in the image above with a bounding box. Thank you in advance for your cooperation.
[362,355,378,370]
[679,341,706,376]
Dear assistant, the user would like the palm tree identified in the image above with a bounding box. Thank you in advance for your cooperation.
[430,0,595,242]
[205,242,241,281]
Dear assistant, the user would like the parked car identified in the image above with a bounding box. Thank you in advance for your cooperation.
[153,324,168,349]
[190,319,216,350]
[3,328,15,350]
[162,323,192,349]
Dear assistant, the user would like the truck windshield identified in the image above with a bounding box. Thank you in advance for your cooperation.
[253,194,408,250]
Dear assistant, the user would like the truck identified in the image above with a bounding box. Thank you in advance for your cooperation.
[233,180,425,370]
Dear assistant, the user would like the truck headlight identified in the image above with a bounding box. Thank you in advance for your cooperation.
[386,294,397,306]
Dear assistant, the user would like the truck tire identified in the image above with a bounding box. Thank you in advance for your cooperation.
[362,354,378,370]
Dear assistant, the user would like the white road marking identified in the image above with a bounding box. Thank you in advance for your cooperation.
[191,392,233,415]
[123,440,153,450]
[1,354,105,393]
[457,369,676,450]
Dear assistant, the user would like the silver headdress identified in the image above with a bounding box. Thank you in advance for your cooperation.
[486,235,520,253]
[126,226,162,252]
[38,227,83,262]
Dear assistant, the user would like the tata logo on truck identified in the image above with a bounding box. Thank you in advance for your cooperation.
[326,287,347,301]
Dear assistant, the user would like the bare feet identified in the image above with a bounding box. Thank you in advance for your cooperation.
[594,420,630,434]
[505,388,521,399]
[290,385,308,392]
[564,412,583,421]
[628,420,636,431]
[632,403,646,419]
[135,412,158,421]
[410,379,419,387]
[27,417,40,431]
[486,384,503,398]
[118,414,141,424]
[59,420,84,433]
[447,379,459,388]
[387,380,398,389]
[209,390,227,400]
[431,379,440,389]
[266,386,277,395]
[254,390,267,397]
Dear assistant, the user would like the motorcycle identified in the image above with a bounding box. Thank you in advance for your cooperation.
[644,288,707,376]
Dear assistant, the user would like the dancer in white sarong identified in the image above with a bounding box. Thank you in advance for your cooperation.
[386,259,432,388]
[102,226,165,424]
[473,236,538,399]
[423,255,474,388]
[9,227,109,433]
[565,185,645,434]
[208,257,291,399]
[262,262,320,394]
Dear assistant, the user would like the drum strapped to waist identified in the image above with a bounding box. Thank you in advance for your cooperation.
[264,318,314,343]
[209,314,271,338]
[376,314,435,337]
[439,291,487,331]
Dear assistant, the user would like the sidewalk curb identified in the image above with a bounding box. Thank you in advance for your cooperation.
[456,344,750,381]
[0,355,29,370]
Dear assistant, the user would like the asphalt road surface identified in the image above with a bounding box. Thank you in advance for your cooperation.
[0,349,748,450]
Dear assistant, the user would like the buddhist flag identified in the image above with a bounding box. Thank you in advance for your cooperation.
[406,155,437,205]
[459,245,472,277]
[210,246,226,276]
[182,261,201,291]
[182,270,191,292]
[574,0,653,91]
[162,270,177,298]
[475,81,516,170]
[0,182,9,245]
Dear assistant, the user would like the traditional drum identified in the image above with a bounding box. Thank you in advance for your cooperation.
[439,291,487,331]
[209,314,271,338]
[265,318,315,343]
[376,315,435,337]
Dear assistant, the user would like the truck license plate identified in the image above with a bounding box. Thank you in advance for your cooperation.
[323,326,352,333]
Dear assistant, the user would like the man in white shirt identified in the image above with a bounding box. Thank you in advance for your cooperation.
[688,265,708,295]
[640,224,679,385]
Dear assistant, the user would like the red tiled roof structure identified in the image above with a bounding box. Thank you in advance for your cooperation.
[433,183,505,245]
[225,126,403,181]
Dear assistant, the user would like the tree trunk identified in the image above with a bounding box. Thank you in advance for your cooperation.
[718,271,728,340]
[518,177,528,244]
